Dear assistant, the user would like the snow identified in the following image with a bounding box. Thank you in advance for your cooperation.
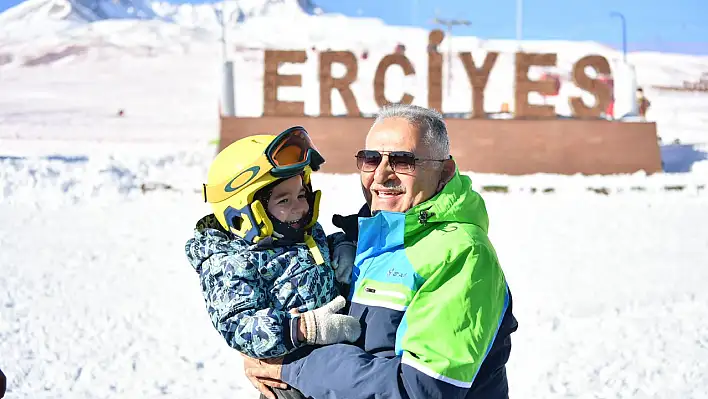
[2,163,708,398]
[1,1,708,397]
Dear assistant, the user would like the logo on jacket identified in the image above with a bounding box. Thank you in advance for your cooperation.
[387,268,407,278]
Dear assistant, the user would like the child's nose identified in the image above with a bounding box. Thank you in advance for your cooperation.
[296,200,309,216]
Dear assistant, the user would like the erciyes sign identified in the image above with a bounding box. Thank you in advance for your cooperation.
[261,30,613,118]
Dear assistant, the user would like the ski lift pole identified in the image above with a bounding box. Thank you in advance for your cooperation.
[221,0,235,116]
[610,12,628,64]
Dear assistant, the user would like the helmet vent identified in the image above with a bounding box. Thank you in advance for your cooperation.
[230,216,242,231]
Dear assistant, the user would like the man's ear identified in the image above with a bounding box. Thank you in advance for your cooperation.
[436,158,456,192]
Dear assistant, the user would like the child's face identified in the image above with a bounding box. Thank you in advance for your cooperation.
[267,175,310,227]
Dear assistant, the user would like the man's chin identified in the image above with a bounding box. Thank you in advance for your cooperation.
[371,196,406,213]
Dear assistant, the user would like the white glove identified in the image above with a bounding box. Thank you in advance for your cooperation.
[332,240,356,284]
[302,296,361,345]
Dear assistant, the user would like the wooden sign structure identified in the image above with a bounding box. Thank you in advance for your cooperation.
[262,30,613,118]
[220,30,662,176]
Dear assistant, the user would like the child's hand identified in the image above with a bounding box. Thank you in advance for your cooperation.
[301,296,361,345]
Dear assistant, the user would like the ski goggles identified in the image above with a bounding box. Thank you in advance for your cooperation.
[203,126,324,203]
[265,126,325,177]
[355,150,449,175]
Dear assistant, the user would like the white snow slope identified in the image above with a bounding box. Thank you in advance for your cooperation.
[1,1,708,398]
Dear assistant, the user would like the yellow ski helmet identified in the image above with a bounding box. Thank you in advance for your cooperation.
[202,126,325,243]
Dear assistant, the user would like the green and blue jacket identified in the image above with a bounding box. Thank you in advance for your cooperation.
[282,170,518,398]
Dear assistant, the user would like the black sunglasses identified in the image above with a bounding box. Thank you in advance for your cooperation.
[355,150,448,174]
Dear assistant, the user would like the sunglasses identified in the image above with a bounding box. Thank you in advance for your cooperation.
[355,150,448,174]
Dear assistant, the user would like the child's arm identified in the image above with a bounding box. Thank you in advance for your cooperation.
[198,251,302,359]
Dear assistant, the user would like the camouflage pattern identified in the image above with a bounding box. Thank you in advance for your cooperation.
[185,214,337,359]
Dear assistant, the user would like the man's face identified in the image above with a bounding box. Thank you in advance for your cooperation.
[360,118,448,213]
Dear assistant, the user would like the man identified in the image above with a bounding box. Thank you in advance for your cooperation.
[245,104,518,399]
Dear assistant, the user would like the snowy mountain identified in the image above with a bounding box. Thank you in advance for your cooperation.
[44,0,160,22]
[0,0,325,45]
[0,0,409,64]
[0,0,322,24]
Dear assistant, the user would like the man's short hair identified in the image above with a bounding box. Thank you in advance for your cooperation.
[373,103,450,159]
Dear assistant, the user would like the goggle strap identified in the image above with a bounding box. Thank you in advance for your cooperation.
[266,126,308,156]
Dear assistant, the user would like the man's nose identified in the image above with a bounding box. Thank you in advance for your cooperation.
[373,155,395,183]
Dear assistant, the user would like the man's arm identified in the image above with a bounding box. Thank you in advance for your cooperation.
[281,243,510,399]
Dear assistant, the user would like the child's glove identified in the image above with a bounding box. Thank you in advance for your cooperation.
[329,233,356,284]
[302,296,361,345]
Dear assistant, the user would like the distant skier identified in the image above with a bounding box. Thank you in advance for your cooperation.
[636,88,651,120]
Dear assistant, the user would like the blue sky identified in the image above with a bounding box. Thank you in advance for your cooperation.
[1,0,707,54]
[314,0,708,54]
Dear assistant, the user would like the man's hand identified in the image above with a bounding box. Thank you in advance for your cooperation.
[242,355,286,399]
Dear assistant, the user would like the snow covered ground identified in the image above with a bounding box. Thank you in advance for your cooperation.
[2,1,708,398]
[2,174,708,399]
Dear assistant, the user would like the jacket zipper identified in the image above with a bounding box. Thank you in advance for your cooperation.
[364,286,406,300]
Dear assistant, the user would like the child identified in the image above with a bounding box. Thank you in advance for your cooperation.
[185,127,359,397]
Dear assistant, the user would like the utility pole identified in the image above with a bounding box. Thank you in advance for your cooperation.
[411,0,418,26]
[432,17,471,100]
[515,0,523,45]
[220,0,226,61]
[610,11,628,63]
[514,0,523,116]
